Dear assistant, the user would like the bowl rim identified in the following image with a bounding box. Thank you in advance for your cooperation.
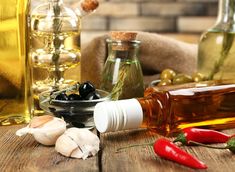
[40,89,110,105]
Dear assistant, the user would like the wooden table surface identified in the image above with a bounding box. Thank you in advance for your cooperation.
[0,125,235,172]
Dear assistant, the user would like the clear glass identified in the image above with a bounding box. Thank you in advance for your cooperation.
[0,0,33,125]
[100,40,144,100]
[198,0,235,80]
[30,0,81,115]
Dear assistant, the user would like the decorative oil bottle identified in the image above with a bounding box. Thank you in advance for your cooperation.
[94,80,235,136]
[30,0,99,115]
[198,0,235,80]
[100,32,144,100]
[0,0,33,125]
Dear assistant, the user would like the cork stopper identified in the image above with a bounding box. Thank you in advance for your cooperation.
[109,31,138,51]
[110,31,137,41]
[81,0,99,13]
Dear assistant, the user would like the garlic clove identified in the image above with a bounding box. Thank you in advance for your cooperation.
[16,115,54,136]
[16,126,31,136]
[32,118,66,146]
[29,115,54,128]
[16,116,66,146]
[55,134,78,157]
[70,147,83,159]
[55,128,100,159]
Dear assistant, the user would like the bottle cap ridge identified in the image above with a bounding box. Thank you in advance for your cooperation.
[94,99,143,133]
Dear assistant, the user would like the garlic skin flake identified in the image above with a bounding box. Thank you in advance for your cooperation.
[16,115,66,146]
[55,128,100,160]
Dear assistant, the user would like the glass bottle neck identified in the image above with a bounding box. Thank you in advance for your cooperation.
[137,90,170,136]
[215,0,235,30]
[48,0,63,8]
[107,40,140,61]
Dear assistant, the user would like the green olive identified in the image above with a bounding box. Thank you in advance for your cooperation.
[173,74,193,85]
[192,72,205,82]
[158,79,172,86]
[160,69,176,80]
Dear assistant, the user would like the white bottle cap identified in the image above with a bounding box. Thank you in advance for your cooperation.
[94,99,143,133]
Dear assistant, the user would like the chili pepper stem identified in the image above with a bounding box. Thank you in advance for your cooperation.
[188,141,228,149]
[173,133,186,144]
[116,143,154,153]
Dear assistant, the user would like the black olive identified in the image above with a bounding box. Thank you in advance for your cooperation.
[55,92,68,101]
[68,94,82,101]
[85,92,101,100]
[79,81,96,98]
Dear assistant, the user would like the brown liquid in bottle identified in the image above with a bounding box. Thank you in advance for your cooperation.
[139,82,235,136]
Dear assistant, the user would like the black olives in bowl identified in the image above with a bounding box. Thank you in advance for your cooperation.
[39,82,110,129]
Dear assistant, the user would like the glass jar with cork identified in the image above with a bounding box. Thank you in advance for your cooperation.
[100,32,144,100]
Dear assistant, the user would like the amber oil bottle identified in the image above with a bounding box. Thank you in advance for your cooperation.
[94,81,235,136]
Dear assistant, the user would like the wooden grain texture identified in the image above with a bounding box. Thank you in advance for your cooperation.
[1,125,235,172]
[0,125,99,172]
[100,128,235,172]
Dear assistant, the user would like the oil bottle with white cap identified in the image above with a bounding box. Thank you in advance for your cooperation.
[94,80,235,136]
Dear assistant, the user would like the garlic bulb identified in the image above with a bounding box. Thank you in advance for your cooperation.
[55,128,100,160]
[16,115,66,146]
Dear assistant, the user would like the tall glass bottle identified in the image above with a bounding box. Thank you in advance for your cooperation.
[0,0,32,125]
[198,0,235,80]
[30,0,99,115]
[94,80,235,136]
[100,32,144,100]
[31,0,81,114]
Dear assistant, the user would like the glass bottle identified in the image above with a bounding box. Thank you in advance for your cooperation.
[198,0,235,80]
[0,0,33,125]
[30,0,81,114]
[94,80,235,136]
[30,0,99,115]
[100,32,144,100]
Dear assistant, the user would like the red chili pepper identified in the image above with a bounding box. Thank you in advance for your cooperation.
[173,127,230,145]
[154,138,207,169]
[116,138,207,169]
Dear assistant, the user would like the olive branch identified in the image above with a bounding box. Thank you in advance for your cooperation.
[110,64,130,100]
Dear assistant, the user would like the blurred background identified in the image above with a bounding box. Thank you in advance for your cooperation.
[32,0,218,44]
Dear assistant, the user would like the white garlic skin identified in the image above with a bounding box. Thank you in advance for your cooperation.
[32,118,67,146]
[55,128,100,159]
[16,116,66,146]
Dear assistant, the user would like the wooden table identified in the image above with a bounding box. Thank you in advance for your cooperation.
[0,125,235,172]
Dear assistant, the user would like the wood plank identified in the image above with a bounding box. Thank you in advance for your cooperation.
[0,125,99,172]
[100,128,235,172]
[1,124,235,172]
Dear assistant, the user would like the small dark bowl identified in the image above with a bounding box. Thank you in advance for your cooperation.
[39,89,110,128]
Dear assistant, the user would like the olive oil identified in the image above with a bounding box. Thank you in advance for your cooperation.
[31,30,81,70]
[100,32,144,100]
[94,81,235,136]
[30,2,81,115]
[198,31,235,80]
[31,29,81,115]
[0,0,32,125]
[143,82,235,135]
[101,59,144,100]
